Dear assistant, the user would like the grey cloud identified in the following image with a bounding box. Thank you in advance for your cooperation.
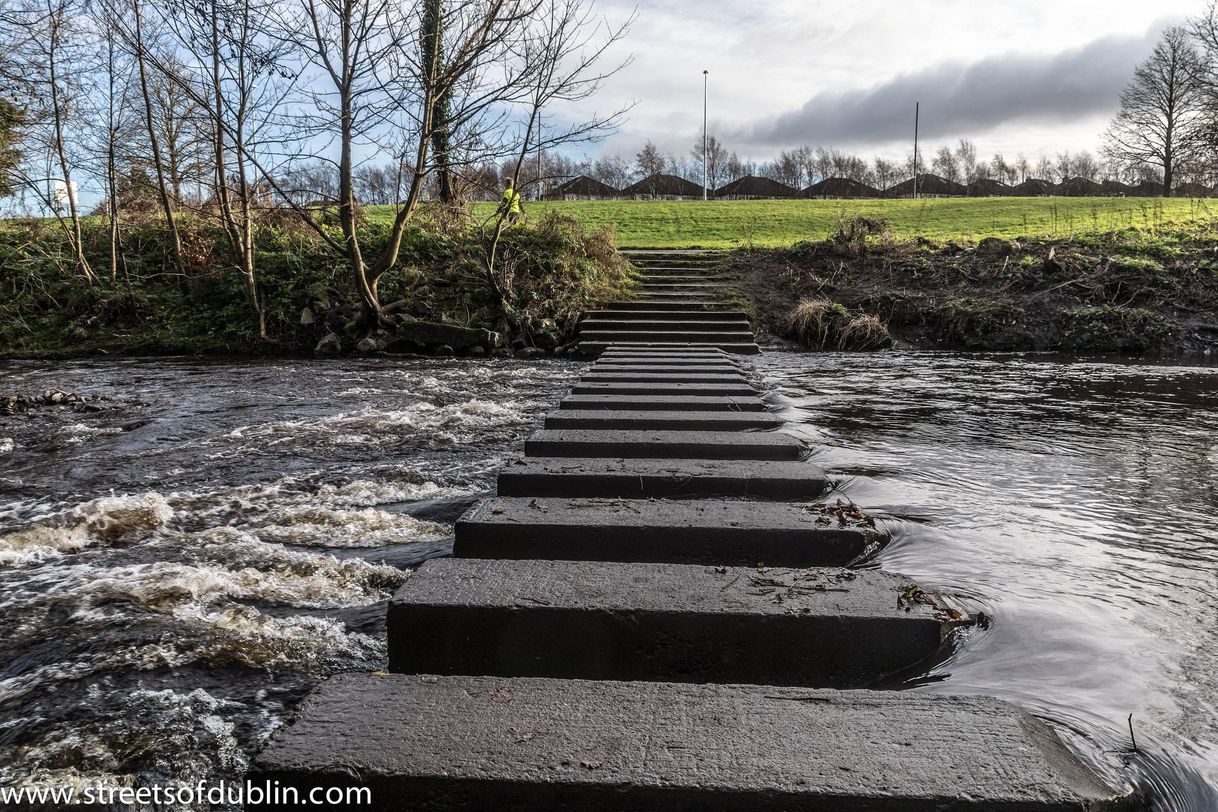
[729,26,1166,150]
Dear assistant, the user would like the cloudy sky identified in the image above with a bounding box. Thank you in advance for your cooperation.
[571,0,1203,165]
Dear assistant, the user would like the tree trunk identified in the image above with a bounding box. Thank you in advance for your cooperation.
[422,0,453,203]
[133,0,185,275]
[46,0,97,285]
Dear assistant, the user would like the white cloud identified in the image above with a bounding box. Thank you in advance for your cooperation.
[556,0,1201,164]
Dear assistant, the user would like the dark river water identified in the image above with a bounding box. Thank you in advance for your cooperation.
[0,353,1215,809]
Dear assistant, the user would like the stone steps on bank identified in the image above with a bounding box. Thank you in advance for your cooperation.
[638,274,729,283]
[495,456,826,499]
[584,309,746,321]
[250,674,1127,812]
[386,559,954,686]
[606,300,735,311]
[579,318,751,332]
[577,332,756,347]
[597,346,735,357]
[453,496,880,566]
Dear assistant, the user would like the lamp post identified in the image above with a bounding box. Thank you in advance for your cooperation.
[702,69,709,201]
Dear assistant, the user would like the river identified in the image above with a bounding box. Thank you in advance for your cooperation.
[0,353,1215,809]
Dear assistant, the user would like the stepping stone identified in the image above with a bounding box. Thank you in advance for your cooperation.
[570,381,758,396]
[557,396,760,413]
[543,410,781,431]
[524,429,799,461]
[579,372,748,384]
[560,394,767,412]
[496,456,827,499]
[591,360,743,371]
[454,497,879,566]
[592,360,747,369]
[388,559,958,686]
[580,342,761,356]
[251,674,1128,812]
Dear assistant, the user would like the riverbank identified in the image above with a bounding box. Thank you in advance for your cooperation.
[0,211,631,360]
[730,221,1218,354]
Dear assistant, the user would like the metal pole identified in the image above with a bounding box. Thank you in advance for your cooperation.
[703,70,709,201]
[913,102,920,200]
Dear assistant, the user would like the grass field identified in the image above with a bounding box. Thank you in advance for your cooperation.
[444,197,1218,248]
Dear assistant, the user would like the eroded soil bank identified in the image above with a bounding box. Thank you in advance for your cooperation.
[730,224,1218,355]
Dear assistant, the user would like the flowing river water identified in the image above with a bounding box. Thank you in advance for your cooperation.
[0,353,1215,809]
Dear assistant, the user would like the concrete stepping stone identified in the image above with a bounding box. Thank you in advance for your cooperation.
[251,674,1128,812]
[579,372,748,384]
[570,381,759,395]
[543,410,781,431]
[524,428,798,460]
[559,394,766,412]
[590,361,744,372]
[454,497,880,566]
[387,559,958,686]
[496,456,827,499]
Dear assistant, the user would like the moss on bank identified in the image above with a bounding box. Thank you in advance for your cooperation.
[730,220,1218,355]
[0,210,631,359]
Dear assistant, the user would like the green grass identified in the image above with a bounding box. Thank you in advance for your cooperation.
[376,197,1218,248]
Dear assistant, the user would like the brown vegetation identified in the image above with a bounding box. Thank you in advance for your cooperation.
[732,217,1218,354]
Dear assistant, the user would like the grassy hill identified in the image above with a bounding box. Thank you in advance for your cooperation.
[370,196,1218,248]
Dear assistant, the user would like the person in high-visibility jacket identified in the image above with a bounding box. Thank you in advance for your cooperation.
[498,177,523,225]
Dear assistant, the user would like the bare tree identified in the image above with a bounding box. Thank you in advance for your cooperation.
[1054,151,1072,183]
[1104,26,1208,196]
[1015,153,1030,183]
[127,0,186,274]
[931,145,959,183]
[690,134,728,190]
[589,154,630,188]
[634,140,664,179]
[955,138,978,183]
[2,0,99,283]
[872,157,899,191]
[1034,155,1054,182]
[1070,150,1101,182]
[421,0,455,202]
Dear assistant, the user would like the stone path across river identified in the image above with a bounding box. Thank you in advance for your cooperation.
[248,251,1131,811]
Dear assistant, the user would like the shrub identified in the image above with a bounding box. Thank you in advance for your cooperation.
[786,298,892,351]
